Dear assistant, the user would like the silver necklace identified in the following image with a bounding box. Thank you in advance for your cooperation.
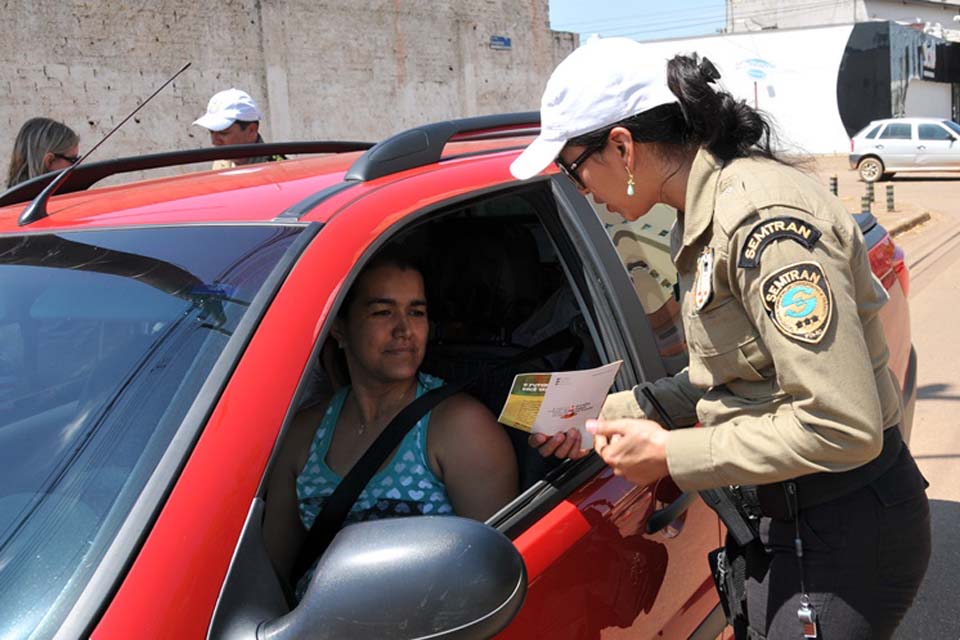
[353,386,413,437]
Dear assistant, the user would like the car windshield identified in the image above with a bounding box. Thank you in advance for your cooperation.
[942,120,960,136]
[0,225,304,637]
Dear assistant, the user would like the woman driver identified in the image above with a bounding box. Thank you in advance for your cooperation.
[263,251,518,597]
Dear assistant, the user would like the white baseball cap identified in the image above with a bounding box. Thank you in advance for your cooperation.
[510,37,678,180]
[193,88,264,132]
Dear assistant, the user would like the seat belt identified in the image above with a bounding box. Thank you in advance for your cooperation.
[290,329,581,587]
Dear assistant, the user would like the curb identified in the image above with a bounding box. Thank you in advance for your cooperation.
[887,212,932,238]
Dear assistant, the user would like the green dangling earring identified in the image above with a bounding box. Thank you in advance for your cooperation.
[626,170,636,197]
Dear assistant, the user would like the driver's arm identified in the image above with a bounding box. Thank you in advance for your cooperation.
[262,406,320,583]
[428,393,519,520]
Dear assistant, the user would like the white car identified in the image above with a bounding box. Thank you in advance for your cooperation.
[849,116,960,182]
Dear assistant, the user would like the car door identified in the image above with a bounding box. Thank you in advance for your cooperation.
[874,122,915,170]
[197,172,721,640]
[916,122,959,168]
[493,177,723,640]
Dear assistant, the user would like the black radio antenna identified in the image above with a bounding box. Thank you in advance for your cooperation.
[18,61,191,226]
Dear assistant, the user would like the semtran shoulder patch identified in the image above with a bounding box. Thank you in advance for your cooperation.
[738,216,821,269]
[760,261,833,344]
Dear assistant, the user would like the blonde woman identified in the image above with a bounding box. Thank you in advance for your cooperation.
[6,117,80,189]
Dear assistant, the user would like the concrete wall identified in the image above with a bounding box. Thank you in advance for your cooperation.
[726,0,865,32]
[1,1,575,180]
[726,0,960,32]
[905,79,952,116]
[865,0,960,28]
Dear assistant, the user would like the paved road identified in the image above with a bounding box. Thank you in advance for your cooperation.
[809,155,959,235]
[891,210,960,640]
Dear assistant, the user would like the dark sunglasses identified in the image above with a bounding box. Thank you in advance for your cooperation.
[555,144,603,188]
[54,153,81,165]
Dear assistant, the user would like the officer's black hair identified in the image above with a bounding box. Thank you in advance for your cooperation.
[569,53,793,166]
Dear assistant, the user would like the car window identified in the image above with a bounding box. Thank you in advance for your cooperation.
[879,123,912,140]
[411,193,604,483]
[593,202,687,374]
[918,124,954,141]
[0,225,304,636]
[865,124,882,139]
[313,191,606,486]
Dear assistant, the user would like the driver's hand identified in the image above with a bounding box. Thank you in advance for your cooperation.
[528,430,592,460]
[526,389,645,460]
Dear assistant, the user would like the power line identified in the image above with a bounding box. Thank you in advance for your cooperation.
[552,0,725,33]
[556,0,851,38]
[581,0,844,35]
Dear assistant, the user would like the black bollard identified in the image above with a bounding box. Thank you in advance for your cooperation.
[865,181,875,202]
[886,184,895,212]
[829,175,838,196]
[861,194,872,214]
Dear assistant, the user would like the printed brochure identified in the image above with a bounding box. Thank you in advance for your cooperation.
[497,361,622,449]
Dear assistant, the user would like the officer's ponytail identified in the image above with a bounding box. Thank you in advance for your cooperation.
[666,54,779,162]
[568,53,789,165]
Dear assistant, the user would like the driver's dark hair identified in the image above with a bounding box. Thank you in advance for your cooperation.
[568,53,790,165]
[337,248,424,320]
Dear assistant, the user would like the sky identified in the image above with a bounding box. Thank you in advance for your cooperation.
[549,0,728,42]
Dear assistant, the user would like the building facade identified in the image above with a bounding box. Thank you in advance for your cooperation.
[1,1,575,180]
[633,2,960,154]
[726,0,960,34]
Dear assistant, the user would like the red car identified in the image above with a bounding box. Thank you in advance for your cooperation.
[0,114,915,639]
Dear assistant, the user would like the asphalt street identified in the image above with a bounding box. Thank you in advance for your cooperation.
[784,160,959,639]
[890,206,960,640]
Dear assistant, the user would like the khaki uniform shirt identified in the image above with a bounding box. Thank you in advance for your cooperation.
[616,149,902,492]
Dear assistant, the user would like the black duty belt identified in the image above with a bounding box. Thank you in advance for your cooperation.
[740,426,904,521]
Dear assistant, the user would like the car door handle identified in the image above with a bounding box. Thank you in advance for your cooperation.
[875,144,884,149]
[917,145,926,150]
[645,492,696,534]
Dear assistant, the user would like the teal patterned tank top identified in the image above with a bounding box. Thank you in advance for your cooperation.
[295,372,455,533]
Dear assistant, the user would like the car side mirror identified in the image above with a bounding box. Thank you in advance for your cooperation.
[259,516,527,640]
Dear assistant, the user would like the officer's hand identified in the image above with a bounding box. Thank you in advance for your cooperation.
[528,429,592,460]
[587,418,670,486]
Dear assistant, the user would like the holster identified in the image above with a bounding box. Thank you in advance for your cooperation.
[708,536,751,640]
[700,487,758,545]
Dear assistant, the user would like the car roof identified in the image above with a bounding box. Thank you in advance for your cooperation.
[0,115,538,233]
[866,117,952,126]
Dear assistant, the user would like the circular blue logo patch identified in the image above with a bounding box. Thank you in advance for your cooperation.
[781,285,817,318]
[761,261,833,344]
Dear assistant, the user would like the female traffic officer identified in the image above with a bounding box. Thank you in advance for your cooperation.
[511,37,930,639]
